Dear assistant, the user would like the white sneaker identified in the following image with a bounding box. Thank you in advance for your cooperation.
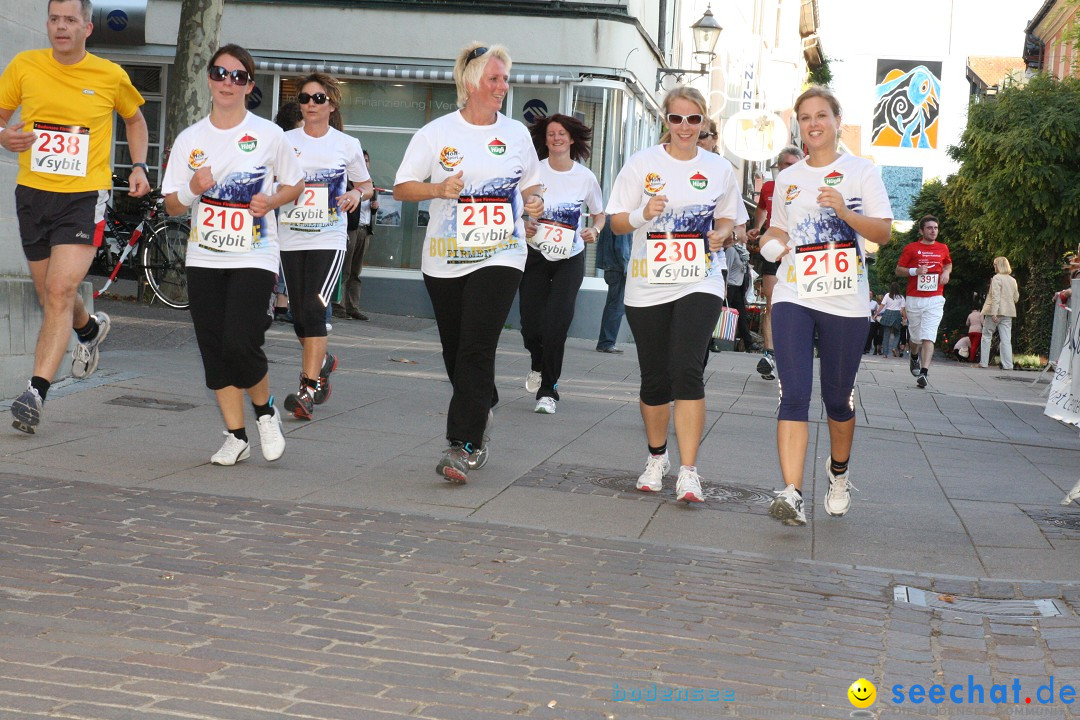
[824,461,857,516]
[525,370,542,393]
[1062,478,1080,506]
[255,401,285,461]
[71,312,111,379]
[635,451,670,492]
[211,431,250,466]
[675,466,704,503]
[769,483,806,526]
[534,397,557,414]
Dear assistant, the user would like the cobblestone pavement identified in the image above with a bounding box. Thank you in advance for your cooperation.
[1,472,1079,720]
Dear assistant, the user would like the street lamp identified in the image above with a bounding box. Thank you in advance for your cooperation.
[656,6,724,91]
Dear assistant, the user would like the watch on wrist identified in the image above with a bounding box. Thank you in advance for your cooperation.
[131,162,149,173]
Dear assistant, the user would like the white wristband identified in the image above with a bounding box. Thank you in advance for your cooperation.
[760,238,786,263]
[628,207,648,229]
[909,267,918,276]
[176,184,198,208]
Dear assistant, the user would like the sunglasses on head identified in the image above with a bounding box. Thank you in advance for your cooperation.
[208,65,250,86]
[698,131,716,140]
[465,46,488,67]
[666,113,704,126]
[298,92,329,105]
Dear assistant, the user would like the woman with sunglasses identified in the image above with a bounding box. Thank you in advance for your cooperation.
[518,114,605,415]
[394,43,543,483]
[759,86,892,526]
[607,86,740,503]
[163,44,304,466]
[278,73,372,420]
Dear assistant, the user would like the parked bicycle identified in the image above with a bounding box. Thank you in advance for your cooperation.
[93,177,190,310]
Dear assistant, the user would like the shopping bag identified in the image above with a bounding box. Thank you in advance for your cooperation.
[712,306,739,342]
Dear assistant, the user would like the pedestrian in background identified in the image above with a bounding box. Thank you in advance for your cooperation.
[980,256,1019,369]
[876,283,906,358]
[965,305,983,363]
[595,225,631,353]
[519,114,605,415]
[394,42,543,484]
[334,150,378,321]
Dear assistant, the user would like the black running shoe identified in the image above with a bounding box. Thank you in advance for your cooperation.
[313,353,337,405]
[910,352,921,377]
[757,354,776,381]
[916,373,927,389]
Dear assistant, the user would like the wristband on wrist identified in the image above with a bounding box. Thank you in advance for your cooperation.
[131,162,149,174]
[628,206,648,229]
[909,267,917,276]
[176,185,198,208]
[760,238,785,263]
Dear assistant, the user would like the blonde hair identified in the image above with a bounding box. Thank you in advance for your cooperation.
[993,256,1012,274]
[454,43,512,109]
[794,85,842,118]
[663,86,708,117]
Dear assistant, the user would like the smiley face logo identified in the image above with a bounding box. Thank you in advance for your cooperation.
[847,678,876,709]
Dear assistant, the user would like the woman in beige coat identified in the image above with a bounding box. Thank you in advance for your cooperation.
[980,256,1020,369]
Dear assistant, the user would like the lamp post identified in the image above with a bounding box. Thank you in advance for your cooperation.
[655,5,723,91]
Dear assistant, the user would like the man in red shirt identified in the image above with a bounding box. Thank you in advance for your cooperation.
[895,215,951,388]
[748,146,802,380]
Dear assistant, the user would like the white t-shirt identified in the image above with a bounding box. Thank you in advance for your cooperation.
[606,144,740,307]
[278,127,369,252]
[528,159,603,261]
[163,113,304,273]
[769,153,893,318]
[878,293,906,313]
[395,110,541,278]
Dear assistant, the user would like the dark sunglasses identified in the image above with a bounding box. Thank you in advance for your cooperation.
[464,46,488,67]
[698,131,716,140]
[666,113,704,126]
[208,65,251,86]
[298,92,329,105]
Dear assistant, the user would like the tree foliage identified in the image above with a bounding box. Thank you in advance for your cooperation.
[942,73,1080,354]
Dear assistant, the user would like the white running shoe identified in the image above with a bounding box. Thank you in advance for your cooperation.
[71,312,111,379]
[255,401,286,461]
[525,370,542,393]
[1062,478,1080,506]
[211,432,250,466]
[769,484,806,526]
[675,466,704,503]
[756,353,776,381]
[534,397,557,414]
[824,461,857,516]
[635,451,670,492]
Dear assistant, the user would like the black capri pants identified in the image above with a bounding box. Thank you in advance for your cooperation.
[280,248,344,339]
[625,292,724,406]
[187,266,276,390]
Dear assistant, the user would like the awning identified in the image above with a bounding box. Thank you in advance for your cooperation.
[256,60,573,85]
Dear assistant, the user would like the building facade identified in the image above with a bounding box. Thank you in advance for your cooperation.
[1,0,706,357]
[1025,0,1079,79]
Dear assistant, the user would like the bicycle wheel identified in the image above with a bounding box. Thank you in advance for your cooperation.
[142,219,190,309]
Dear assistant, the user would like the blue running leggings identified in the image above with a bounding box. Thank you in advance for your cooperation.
[772,302,868,423]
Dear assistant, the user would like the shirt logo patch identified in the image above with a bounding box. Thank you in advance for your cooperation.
[689,172,708,191]
[439,146,462,171]
[82,89,95,95]
[237,133,258,153]
[644,172,665,195]
[784,184,800,204]
[188,149,208,169]
[487,138,506,156]
[823,170,844,187]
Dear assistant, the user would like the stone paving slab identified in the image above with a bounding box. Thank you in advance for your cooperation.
[0,472,1078,719]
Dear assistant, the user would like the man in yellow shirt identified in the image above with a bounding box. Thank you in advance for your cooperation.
[0,0,150,433]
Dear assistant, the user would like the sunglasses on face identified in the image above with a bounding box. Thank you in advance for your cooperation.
[465,46,488,67]
[666,113,704,126]
[208,65,251,86]
[298,92,329,105]
[698,132,716,140]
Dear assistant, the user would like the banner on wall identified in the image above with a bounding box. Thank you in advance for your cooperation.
[872,60,942,150]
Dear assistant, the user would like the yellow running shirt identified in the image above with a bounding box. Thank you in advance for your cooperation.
[0,49,144,193]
